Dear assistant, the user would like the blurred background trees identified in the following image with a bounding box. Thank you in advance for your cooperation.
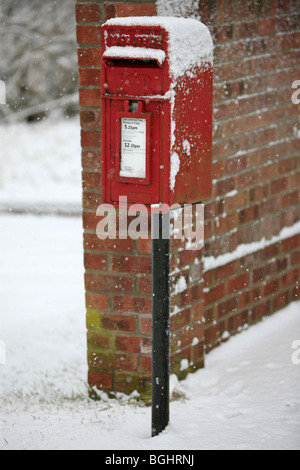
[0,0,79,123]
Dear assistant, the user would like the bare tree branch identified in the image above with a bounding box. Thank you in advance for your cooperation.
[0,0,79,122]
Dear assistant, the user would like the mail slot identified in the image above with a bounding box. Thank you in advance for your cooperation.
[101,17,213,208]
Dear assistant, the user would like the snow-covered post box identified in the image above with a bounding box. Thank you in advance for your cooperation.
[101,17,213,207]
[100,16,213,436]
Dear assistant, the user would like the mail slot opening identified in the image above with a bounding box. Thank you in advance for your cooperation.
[104,58,162,69]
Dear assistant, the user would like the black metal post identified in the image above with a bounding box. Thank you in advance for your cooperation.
[151,211,170,437]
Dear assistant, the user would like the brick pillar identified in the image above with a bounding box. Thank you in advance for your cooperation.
[77,2,160,400]
[76,0,300,398]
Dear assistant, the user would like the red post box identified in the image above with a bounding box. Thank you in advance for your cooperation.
[101,17,213,208]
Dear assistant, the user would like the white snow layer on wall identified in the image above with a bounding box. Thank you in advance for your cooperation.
[203,220,300,272]
[172,275,187,295]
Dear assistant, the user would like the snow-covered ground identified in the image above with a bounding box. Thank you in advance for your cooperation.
[0,119,299,450]
[0,118,82,214]
[0,213,299,450]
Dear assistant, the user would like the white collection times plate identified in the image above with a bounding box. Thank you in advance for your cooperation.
[120,117,147,179]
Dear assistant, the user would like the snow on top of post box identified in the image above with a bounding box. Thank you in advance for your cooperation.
[103,46,166,66]
[104,17,213,81]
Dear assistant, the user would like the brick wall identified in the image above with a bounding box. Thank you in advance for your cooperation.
[201,0,300,352]
[76,0,300,398]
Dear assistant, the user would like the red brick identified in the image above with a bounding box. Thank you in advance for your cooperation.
[228,311,248,332]
[227,273,249,295]
[204,324,221,345]
[138,276,152,294]
[115,335,151,354]
[279,156,298,174]
[141,356,152,373]
[79,88,101,107]
[263,279,280,297]
[76,4,101,23]
[224,154,248,174]
[258,17,276,35]
[82,191,102,209]
[86,292,109,311]
[82,211,99,230]
[251,303,266,321]
[137,238,152,254]
[291,251,300,267]
[214,63,235,83]
[214,177,235,198]
[80,110,101,129]
[88,370,112,389]
[191,301,204,322]
[170,347,192,373]
[260,197,279,217]
[217,296,239,318]
[102,314,136,333]
[215,262,236,282]
[280,235,300,253]
[204,283,226,307]
[113,295,152,314]
[84,233,134,253]
[280,269,299,289]
[253,264,273,283]
[277,14,299,32]
[76,25,101,45]
[176,285,197,309]
[273,291,290,311]
[140,316,151,335]
[77,48,102,67]
[177,249,202,268]
[276,256,288,273]
[179,323,204,349]
[171,308,191,332]
[91,352,137,372]
[82,149,101,171]
[84,252,108,271]
[79,68,101,87]
[214,213,237,235]
[82,171,101,191]
[270,176,288,195]
[281,190,299,209]
[104,3,157,21]
[81,129,100,149]
[224,190,248,213]
[112,255,152,275]
[192,340,205,366]
[85,273,134,293]
[114,372,151,393]
[87,331,111,350]
[239,204,259,224]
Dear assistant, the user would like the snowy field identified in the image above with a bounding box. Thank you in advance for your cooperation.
[0,119,299,450]
[0,213,299,450]
[0,118,82,215]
